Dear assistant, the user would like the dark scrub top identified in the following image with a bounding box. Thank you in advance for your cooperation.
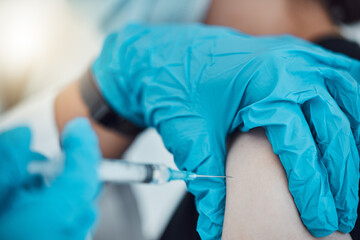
[160,36,360,240]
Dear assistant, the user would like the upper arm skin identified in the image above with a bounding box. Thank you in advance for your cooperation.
[222,128,351,240]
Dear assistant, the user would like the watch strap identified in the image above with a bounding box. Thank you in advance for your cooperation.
[79,70,144,137]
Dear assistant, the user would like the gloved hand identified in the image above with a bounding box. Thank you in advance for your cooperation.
[0,118,101,240]
[0,126,44,205]
[92,24,360,238]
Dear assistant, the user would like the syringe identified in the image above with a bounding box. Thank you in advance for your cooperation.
[27,159,231,184]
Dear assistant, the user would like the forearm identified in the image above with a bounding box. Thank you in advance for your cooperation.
[54,74,134,158]
[222,128,351,240]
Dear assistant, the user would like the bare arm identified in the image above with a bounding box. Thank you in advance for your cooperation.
[222,128,351,240]
[54,75,135,158]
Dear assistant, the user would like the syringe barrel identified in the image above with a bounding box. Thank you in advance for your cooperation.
[100,160,170,184]
[28,159,172,184]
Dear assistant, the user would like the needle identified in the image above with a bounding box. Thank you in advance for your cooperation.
[194,175,233,179]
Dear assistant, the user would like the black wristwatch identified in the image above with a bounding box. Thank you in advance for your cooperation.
[79,70,144,137]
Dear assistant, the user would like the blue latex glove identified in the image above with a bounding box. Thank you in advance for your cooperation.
[0,127,44,205]
[92,24,360,238]
[0,118,101,240]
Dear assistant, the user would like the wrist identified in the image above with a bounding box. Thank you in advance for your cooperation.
[80,69,144,137]
[54,76,134,158]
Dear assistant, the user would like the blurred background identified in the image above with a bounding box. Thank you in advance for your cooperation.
[0,0,210,113]
[0,0,359,239]
[0,0,98,111]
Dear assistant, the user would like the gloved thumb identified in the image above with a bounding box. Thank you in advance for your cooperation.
[60,118,101,198]
[0,127,42,202]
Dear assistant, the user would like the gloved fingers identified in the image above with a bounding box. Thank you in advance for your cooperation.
[75,205,98,236]
[0,186,98,240]
[0,127,33,176]
[302,94,359,233]
[36,118,101,236]
[0,127,39,196]
[186,151,226,240]
[58,118,101,200]
[21,152,47,190]
[46,204,97,240]
[286,40,356,71]
[190,179,226,239]
[244,103,339,237]
[0,126,32,149]
[323,68,360,150]
[159,116,227,240]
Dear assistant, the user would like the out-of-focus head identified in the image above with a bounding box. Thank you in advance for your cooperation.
[322,0,360,24]
[205,0,360,39]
